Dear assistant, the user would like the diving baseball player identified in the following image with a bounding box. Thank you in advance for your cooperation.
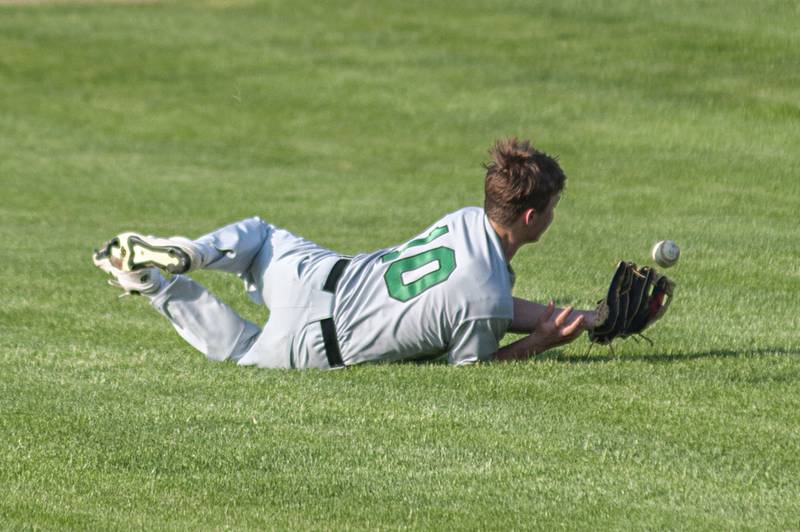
[92,138,595,368]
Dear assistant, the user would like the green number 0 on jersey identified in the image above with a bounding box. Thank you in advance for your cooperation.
[382,226,457,302]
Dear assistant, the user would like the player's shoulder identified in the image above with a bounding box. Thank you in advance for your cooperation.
[443,208,513,319]
[434,207,491,242]
[440,207,502,260]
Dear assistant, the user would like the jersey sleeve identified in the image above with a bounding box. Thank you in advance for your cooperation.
[446,318,510,366]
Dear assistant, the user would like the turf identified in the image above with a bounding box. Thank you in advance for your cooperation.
[1,0,799,529]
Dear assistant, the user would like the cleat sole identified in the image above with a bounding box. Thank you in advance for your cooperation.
[125,235,191,274]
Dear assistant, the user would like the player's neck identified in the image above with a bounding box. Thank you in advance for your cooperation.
[488,219,523,262]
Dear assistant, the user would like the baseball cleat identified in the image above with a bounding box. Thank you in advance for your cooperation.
[92,236,125,274]
[103,232,200,275]
[93,246,164,296]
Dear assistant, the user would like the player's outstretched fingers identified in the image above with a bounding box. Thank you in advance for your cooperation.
[561,314,585,338]
[554,305,574,328]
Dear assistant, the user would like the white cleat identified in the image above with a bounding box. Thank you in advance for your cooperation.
[97,232,201,275]
[92,244,164,296]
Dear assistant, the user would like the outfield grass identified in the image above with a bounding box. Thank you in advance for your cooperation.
[1,0,799,529]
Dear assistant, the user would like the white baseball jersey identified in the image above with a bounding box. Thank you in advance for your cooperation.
[333,207,515,365]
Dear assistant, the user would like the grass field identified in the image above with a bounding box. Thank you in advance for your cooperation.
[1,0,799,529]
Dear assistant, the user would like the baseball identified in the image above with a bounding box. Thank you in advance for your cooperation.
[651,240,680,268]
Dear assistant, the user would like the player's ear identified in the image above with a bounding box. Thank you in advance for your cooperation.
[522,208,537,226]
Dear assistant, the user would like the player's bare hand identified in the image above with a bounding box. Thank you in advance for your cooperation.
[534,300,586,349]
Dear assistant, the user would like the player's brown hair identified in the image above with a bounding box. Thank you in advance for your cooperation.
[483,137,566,226]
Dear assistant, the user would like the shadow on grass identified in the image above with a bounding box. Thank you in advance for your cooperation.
[535,346,800,364]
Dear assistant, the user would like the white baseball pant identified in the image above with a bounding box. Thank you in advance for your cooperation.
[148,217,341,369]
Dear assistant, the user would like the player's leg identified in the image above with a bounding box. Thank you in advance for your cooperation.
[97,218,341,312]
[190,217,272,276]
[93,248,261,362]
[101,217,272,277]
[149,275,261,362]
[235,312,294,369]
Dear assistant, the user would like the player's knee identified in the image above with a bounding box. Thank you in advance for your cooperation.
[226,324,262,363]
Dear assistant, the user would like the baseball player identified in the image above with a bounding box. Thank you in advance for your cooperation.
[93,138,596,368]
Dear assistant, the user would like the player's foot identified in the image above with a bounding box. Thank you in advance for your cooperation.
[92,246,164,296]
[99,232,201,275]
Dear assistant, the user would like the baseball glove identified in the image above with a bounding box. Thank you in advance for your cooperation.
[588,261,675,345]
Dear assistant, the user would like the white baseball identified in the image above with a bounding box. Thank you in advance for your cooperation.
[652,240,680,268]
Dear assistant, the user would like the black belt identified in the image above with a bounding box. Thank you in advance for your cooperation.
[320,258,350,368]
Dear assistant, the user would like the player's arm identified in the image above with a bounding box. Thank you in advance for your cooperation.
[493,301,587,362]
[509,296,596,334]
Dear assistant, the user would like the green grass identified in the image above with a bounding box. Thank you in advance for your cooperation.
[1,0,799,529]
